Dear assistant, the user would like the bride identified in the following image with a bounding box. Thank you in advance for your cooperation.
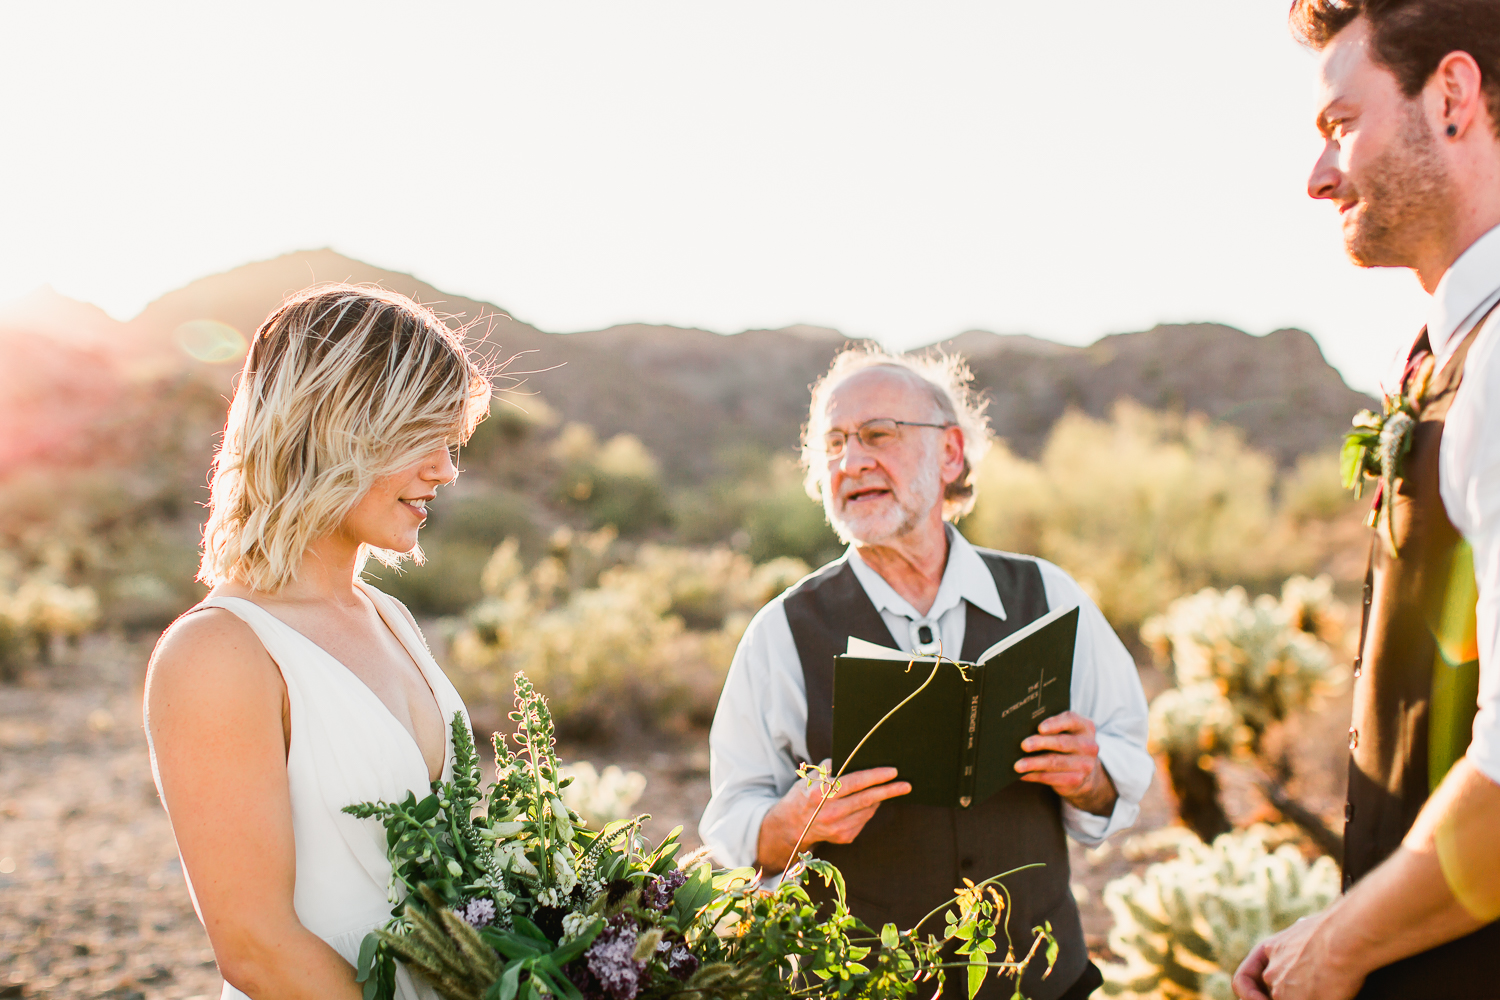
[145,285,492,999]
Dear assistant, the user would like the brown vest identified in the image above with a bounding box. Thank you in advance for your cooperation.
[1346,316,1500,999]
[784,550,1087,1000]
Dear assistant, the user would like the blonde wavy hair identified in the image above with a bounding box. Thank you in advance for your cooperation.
[801,345,991,521]
[199,284,493,592]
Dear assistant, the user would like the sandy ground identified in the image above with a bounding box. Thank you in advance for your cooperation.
[0,635,1351,999]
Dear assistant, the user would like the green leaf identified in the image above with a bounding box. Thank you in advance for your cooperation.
[967,952,988,999]
[711,867,758,892]
[668,862,716,925]
[548,920,603,966]
[532,962,584,1000]
[1340,435,1365,490]
[499,962,522,1000]
[355,932,379,983]
[513,915,551,944]
[413,795,442,823]
[880,923,899,949]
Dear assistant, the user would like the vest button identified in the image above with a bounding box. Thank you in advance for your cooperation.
[960,857,975,870]
[1352,656,1362,679]
[1345,802,1354,822]
[1348,727,1359,750]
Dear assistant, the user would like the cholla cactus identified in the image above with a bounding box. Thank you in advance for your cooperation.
[558,761,648,828]
[0,575,100,675]
[1100,827,1339,1000]
[1142,576,1342,743]
[1147,684,1243,762]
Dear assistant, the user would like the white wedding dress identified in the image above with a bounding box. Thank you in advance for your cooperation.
[146,582,468,1000]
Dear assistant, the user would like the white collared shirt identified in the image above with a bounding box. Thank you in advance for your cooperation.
[1421,223,1500,788]
[698,526,1153,868]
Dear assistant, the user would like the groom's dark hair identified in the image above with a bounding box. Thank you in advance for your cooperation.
[1290,0,1500,137]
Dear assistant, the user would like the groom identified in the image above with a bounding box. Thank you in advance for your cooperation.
[698,348,1152,1000]
[1235,3,1500,999]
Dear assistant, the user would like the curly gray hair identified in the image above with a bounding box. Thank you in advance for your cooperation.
[800,345,991,521]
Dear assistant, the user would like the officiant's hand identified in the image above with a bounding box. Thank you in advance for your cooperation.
[1016,711,1117,816]
[755,761,910,874]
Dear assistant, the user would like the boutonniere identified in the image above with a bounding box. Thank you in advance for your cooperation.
[1340,355,1435,557]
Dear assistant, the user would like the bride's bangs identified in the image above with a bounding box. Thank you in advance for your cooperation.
[199,284,492,593]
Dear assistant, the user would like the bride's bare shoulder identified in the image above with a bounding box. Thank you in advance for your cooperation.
[147,606,280,708]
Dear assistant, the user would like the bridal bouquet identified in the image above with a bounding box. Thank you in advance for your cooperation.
[345,673,1058,1000]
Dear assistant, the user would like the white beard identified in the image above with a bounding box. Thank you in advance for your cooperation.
[823,452,944,546]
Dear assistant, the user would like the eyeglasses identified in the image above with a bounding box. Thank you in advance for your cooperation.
[821,418,953,459]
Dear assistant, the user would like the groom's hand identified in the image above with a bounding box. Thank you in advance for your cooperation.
[756,761,910,874]
[1017,711,1118,816]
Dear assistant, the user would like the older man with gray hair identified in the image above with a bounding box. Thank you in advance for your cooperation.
[699,348,1152,1000]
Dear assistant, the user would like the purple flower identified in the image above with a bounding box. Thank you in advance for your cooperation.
[665,942,699,981]
[584,916,646,1000]
[453,897,497,928]
[641,869,687,911]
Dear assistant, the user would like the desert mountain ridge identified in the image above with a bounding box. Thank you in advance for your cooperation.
[0,248,1375,480]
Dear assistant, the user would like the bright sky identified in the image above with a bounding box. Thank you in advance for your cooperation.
[0,2,1435,393]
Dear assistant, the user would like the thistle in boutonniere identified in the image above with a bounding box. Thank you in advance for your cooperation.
[1340,355,1435,558]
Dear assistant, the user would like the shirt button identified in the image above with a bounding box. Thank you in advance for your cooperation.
[1348,727,1359,750]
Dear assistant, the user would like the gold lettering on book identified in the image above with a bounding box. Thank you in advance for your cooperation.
[1001,665,1061,720]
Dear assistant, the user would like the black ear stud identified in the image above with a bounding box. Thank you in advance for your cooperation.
[1447,123,1459,137]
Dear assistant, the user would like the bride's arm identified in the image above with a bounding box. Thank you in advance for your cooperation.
[146,610,363,1000]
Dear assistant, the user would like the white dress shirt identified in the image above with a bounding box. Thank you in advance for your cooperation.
[1423,223,1500,788]
[698,526,1153,868]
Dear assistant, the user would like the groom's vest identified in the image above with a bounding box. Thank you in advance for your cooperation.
[1346,312,1500,1000]
[784,549,1087,1000]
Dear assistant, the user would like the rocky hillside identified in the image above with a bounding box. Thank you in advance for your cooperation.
[0,249,1374,481]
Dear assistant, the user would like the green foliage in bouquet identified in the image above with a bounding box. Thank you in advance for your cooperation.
[345,672,1060,1000]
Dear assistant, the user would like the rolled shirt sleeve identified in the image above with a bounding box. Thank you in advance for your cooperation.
[698,599,809,868]
[1036,559,1154,846]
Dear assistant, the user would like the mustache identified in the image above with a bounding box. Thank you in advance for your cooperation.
[837,477,894,500]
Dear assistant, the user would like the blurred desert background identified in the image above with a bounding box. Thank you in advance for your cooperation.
[1,248,1375,999]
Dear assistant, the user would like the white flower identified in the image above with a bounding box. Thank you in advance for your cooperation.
[561,912,596,942]
[494,842,539,879]
[552,850,578,894]
[549,797,574,842]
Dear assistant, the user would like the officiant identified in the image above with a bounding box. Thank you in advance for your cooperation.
[698,348,1151,1000]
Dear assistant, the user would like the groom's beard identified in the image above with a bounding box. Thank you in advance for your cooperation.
[1343,100,1454,269]
[822,452,944,546]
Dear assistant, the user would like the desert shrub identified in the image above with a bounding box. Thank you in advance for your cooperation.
[674,453,842,567]
[557,760,648,827]
[1279,450,1355,523]
[1142,576,1347,845]
[962,403,1309,634]
[1100,826,1339,1000]
[742,456,843,566]
[0,571,101,680]
[449,527,807,739]
[552,423,670,535]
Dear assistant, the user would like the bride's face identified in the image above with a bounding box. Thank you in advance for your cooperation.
[341,444,458,553]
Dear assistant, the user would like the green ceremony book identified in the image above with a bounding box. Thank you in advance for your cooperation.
[830,605,1078,809]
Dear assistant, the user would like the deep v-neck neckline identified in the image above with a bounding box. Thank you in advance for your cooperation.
[223,585,449,784]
